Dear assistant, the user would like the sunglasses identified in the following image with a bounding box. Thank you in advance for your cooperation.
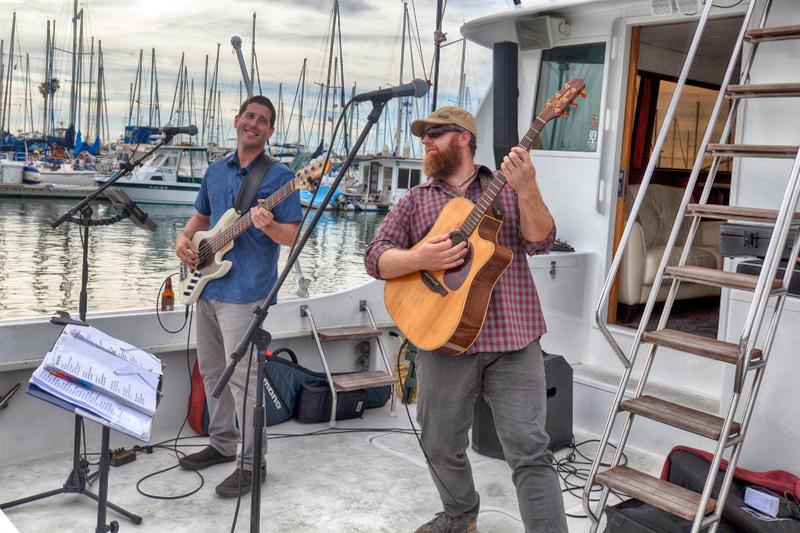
[421,125,465,140]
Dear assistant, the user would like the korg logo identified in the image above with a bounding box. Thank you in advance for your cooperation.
[263,379,282,409]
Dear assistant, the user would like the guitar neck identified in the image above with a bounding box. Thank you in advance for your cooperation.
[207,178,299,251]
[459,117,548,235]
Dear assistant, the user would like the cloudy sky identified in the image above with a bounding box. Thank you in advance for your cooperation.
[2,0,517,149]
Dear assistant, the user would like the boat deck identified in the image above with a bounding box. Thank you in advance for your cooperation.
[0,404,661,532]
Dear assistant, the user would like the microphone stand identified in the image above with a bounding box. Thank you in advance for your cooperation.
[211,98,389,533]
[1,136,173,532]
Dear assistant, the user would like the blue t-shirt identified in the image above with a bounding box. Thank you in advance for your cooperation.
[194,152,303,304]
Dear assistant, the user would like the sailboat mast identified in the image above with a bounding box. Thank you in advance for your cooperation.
[42,22,49,135]
[148,49,155,127]
[77,12,85,134]
[250,12,256,90]
[0,39,4,132]
[298,58,306,146]
[457,39,466,108]
[25,53,33,134]
[394,1,408,156]
[169,52,184,125]
[431,0,443,111]
[69,1,79,127]
[1,12,16,133]
[320,0,338,145]
[95,40,103,143]
[85,37,94,135]
[201,54,208,143]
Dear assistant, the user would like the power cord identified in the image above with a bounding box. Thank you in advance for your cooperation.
[555,437,627,518]
[155,273,191,334]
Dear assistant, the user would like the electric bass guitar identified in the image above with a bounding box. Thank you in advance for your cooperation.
[177,158,331,305]
[384,78,586,355]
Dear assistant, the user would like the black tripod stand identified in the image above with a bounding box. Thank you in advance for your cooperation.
[0,135,178,532]
[211,98,390,532]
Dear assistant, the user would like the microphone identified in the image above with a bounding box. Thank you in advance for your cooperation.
[352,78,429,103]
[160,124,198,137]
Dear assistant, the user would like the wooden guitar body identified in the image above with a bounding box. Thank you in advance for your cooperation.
[384,197,513,355]
[177,208,237,305]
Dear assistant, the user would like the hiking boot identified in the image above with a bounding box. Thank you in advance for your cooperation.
[414,512,478,533]
[178,445,235,471]
[215,465,267,498]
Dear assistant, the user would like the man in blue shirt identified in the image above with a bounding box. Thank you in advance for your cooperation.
[175,95,302,497]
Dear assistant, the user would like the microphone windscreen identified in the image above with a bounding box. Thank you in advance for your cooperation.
[412,78,430,98]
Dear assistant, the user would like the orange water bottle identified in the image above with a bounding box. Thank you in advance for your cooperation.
[161,278,175,311]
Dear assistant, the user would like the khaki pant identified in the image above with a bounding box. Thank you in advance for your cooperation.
[196,298,267,471]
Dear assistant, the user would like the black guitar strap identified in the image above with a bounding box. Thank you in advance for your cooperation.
[234,151,278,215]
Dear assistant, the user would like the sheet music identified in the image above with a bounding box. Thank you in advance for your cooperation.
[27,326,159,443]
[44,334,157,415]
[30,367,152,441]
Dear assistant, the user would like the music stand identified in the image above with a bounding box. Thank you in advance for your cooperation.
[0,142,165,532]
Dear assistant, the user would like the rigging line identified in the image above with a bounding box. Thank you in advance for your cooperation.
[409,0,429,80]
[280,62,305,148]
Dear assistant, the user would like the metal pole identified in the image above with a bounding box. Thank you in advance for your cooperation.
[395,1,408,155]
[320,0,338,144]
[2,13,16,132]
[431,0,443,111]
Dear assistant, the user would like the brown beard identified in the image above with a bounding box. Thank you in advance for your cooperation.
[423,134,463,179]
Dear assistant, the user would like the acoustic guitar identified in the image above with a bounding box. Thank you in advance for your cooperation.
[384,78,586,355]
[177,158,331,305]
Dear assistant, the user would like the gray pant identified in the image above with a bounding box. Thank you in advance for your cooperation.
[196,298,266,471]
[416,340,568,533]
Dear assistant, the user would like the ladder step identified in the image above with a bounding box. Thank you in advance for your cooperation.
[596,466,715,521]
[620,395,740,440]
[745,24,800,43]
[315,325,383,342]
[332,371,398,392]
[686,204,800,223]
[707,144,799,159]
[642,328,763,365]
[726,82,800,98]
[665,265,783,292]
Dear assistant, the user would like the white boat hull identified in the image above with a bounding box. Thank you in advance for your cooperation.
[98,178,200,205]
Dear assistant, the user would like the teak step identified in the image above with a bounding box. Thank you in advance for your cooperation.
[745,25,800,43]
[686,204,800,223]
[315,325,382,342]
[332,371,398,392]
[596,466,716,521]
[643,328,763,365]
[665,265,783,292]
[707,144,800,159]
[620,395,741,440]
[726,83,800,98]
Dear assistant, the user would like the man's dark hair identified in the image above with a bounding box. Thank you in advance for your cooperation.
[238,95,276,128]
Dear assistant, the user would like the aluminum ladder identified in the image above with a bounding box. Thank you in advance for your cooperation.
[301,300,398,427]
[583,1,800,531]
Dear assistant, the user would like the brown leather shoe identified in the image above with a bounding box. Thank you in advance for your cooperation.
[414,512,477,533]
[178,445,235,471]
[215,465,267,498]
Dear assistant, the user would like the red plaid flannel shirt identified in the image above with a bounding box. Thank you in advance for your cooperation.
[365,164,555,355]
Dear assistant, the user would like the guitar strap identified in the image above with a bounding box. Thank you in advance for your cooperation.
[234,151,278,215]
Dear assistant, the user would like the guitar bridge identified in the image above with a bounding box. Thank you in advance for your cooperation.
[420,271,448,297]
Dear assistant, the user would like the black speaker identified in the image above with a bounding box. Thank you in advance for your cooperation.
[492,41,519,169]
[472,352,573,459]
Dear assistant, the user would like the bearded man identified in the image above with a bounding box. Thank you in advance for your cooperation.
[364,107,568,533]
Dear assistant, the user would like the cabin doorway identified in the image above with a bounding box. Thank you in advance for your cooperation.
[608,16,744,337]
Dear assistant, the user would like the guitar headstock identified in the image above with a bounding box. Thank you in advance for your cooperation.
[294,157,334,190]
[537,78,587,123]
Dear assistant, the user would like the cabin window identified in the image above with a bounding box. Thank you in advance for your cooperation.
[368,162,381,194]
[191,151,209,176]
[532,42,606,152]
[177,153,192,177]
[397,168,421,189]
[162,154,178,169]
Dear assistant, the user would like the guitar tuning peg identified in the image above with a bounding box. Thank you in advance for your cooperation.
[580,92,587,98]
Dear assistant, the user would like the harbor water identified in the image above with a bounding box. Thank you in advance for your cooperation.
[0,198,385,319]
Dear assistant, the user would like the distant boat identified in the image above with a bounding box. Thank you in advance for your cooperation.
[299,184,351,210]
[95,146,209,206]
